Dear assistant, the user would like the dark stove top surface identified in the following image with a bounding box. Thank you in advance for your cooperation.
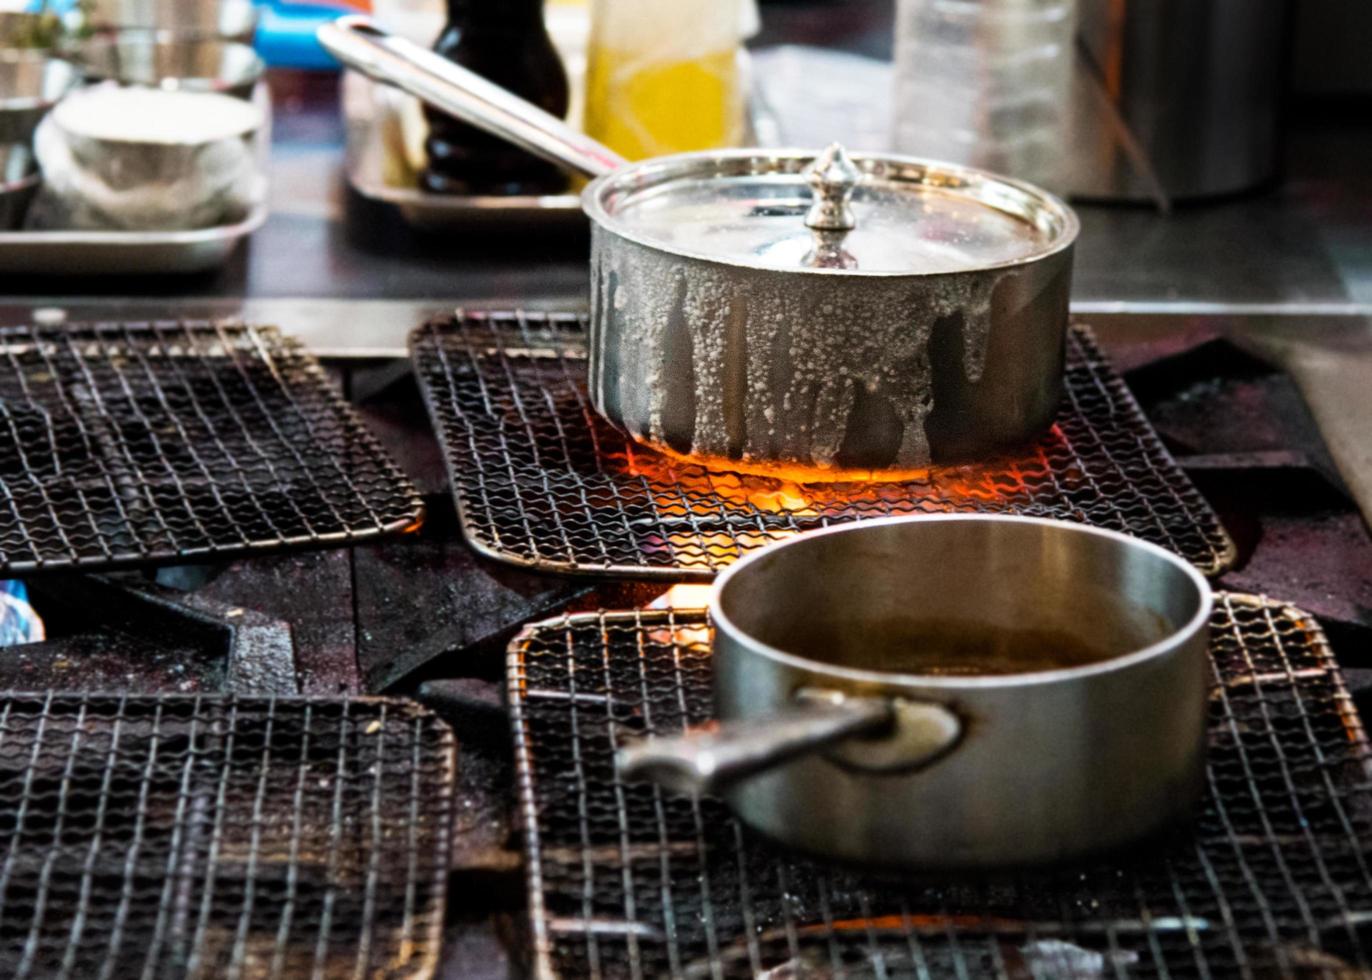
[11,315,1370,978]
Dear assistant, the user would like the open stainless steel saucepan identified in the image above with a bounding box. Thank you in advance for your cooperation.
[618,516,1212,870]
[319,17,1079,473]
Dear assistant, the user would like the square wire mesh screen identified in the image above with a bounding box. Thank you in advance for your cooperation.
[0,694,455,980]
[510,595,1372,979]
[0,320,424,573]
[413,311,1235,579]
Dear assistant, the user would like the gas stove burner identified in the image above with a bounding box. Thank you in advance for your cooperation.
[412,311,1235,579]
[507,594,1372,979]
[0,693,454,979]
[0,320,424,575]
[9,574,298,695]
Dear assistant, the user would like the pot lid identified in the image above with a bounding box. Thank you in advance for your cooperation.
[586,144,1078,276]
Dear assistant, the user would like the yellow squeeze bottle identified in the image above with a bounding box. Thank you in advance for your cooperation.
[584,0,748,161]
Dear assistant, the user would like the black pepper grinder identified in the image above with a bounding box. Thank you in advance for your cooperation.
[423,0,570,196]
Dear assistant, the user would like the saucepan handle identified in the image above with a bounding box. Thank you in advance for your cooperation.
[616,690,962,797]
[317,15,627,180]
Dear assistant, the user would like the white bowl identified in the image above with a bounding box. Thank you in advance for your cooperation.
[29,83,264,231]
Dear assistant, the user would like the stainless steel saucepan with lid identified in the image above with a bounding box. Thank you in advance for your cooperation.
[619,516,1212,870]
[320,17,1079,473]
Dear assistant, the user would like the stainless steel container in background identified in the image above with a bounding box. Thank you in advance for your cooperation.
[74,35,265,101]
[0,143,40,229]
[0,51,80,146]
[619,516,1213,871]
[1069,0,1289,204]
[85,0,259,43]
[0,11,64,50]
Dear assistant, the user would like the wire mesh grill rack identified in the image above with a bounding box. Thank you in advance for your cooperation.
[412,311,1235,579]
[0,693,455,980]
[0,320,424,573]
[509,594,1372,980]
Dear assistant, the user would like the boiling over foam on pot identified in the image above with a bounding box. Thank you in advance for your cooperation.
[594,244,1008,468]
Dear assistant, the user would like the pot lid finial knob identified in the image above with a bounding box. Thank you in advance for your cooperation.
[804,143,862,232]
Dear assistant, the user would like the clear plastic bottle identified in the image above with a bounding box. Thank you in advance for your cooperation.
[892,0,1078,192]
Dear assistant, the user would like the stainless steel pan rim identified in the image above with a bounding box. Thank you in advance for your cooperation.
[580,147,1081,278]
[711,514,1213,689]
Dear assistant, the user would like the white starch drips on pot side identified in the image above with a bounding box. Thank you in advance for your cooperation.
[594,244,1011,469]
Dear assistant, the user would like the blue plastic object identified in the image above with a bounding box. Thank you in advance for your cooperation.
[0,581,44,647]
[256,2,356,70]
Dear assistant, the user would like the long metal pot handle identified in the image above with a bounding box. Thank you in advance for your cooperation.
[317,15,627,180]
[616,690,962,797]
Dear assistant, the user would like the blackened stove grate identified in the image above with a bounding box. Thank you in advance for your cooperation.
[0,694,455,980]
[0,320,424,573]
[509,595,1372,979]
[413,311,1235,578]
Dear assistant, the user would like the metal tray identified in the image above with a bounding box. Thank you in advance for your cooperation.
[342,70,583,231]
[0,692,454,979]
[412,311,1237,579]
[0,319,425,574]
[0,203,267,276]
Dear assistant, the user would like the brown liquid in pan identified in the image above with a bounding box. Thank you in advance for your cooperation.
[869,620,1116,675]
[776,618,1139,676]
